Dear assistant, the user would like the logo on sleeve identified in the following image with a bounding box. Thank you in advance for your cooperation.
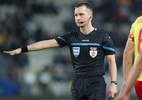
[73,47,80,57]
[89,47,97,58]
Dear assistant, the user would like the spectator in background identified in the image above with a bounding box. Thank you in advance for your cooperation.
[0,66,20,96]
[38,66,52,95]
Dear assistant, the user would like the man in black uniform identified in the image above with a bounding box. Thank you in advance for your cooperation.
[4,2,117,100]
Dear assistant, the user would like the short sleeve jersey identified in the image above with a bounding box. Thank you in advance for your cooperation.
[128,16,142,81]
[55,28,115,78]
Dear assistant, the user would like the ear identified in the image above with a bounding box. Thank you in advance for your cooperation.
[89,14,93,20]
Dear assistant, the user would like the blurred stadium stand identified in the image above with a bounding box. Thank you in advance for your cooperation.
[0,0,142,99]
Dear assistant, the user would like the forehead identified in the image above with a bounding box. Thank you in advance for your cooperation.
[74,6,88,14]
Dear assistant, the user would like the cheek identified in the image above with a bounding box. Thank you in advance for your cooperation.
[74,17,78,22]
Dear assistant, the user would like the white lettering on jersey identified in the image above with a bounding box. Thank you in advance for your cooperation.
[82,39,89,42]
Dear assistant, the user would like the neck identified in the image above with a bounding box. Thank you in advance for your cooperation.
[80,24,94,34]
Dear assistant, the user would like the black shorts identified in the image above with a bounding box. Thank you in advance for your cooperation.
[71,76,106,100]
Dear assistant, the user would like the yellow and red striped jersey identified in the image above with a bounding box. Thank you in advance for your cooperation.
[128,16,142,81]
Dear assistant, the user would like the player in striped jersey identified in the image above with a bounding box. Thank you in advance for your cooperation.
[118,16,142,100]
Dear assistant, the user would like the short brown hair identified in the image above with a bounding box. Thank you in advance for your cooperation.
[75,2,93,13]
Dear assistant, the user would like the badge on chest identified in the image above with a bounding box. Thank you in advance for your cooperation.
[73,47,80,57]
[90,47,97,58]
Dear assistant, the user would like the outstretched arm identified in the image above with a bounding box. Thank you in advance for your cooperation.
[3,39,59,55]
[106,54,117,98]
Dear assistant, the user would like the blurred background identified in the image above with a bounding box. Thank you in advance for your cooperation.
[0,0,142,100]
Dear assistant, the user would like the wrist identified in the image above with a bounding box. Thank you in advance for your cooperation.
[21,46,28,53]
[111,81,117,85]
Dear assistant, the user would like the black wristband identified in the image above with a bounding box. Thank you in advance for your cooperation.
[111,81,117,85]
[21,46,28,53]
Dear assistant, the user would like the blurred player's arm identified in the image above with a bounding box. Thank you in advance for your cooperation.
[106,54,117,98]
[124,53,142,92]
[3,39,59,55]
[123,40,134,82]
[118,40,134,97]
[115,52,142,100]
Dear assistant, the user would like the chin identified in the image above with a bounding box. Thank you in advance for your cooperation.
[79,25,85,28]
[77,24,84,27]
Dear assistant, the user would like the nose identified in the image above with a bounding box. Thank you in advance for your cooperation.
[75,16,81,22]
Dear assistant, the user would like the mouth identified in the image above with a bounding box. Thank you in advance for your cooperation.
[76,22,82,24]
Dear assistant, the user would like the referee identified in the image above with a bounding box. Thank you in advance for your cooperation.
[4,2,117,100]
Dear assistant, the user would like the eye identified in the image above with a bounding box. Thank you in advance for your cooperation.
[74,13,78,16]
[79,13,85,17]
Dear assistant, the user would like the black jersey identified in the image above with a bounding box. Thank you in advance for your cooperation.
[55,28,115,78]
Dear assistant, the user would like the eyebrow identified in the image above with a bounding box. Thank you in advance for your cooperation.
[74,12,85,16]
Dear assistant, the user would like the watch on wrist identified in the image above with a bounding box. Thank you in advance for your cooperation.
[111,81,117,85]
